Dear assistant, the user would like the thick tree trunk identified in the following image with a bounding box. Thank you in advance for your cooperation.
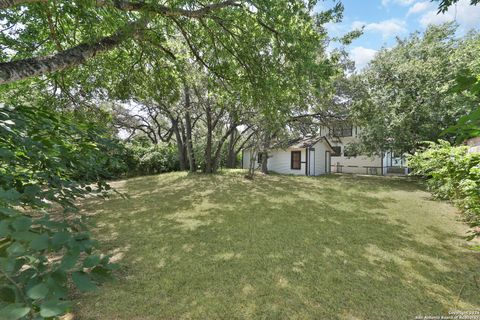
[172,120,187,171]
[203,106,213,174]
[185,112,196,172]
[261,151,268,174]
[226,130,237,168]
[212,126,237,172]
[260,133,270,174]
[0,20,143,84]
[183,85,196,172]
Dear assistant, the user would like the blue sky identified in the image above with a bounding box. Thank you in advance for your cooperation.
[316,0,480,69]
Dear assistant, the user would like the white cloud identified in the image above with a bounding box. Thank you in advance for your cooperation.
[353,19,407,39]
[419,0,480,28]
[350,47,378,70]
[382,0,415,7]
[407,1,432,15]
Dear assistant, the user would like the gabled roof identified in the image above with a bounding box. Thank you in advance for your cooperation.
[273,136,334,152]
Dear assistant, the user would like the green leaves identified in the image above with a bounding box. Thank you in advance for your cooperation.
[39,300,71,318]
[51,232,70,249]
[11,216,31,232]
[351,23,480,155]
[409,141,480,239]
[83,254,101,268]
[72,272,97,292]
[29,234,49,251]
[0,304,30,320]
[0,105,118,319]
[27,283,49,300]
[6,242,25,257]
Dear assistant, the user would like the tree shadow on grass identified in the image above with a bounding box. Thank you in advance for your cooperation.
[76,172,480,320]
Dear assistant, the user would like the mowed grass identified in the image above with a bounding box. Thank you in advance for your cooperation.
[75,171,480,319]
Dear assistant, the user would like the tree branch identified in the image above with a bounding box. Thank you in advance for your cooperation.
[1,0,241,17]
[95,0,241,19]
[0,20,144,84]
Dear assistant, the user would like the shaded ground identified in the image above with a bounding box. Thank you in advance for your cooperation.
[75,171,480,319]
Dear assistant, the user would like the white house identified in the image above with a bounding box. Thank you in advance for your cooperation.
[242,136,334,176]
[242,123,408,176]
[320,124,408,175]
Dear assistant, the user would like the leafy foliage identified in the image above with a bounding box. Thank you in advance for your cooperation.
[433,0,480,13]
[350,23,480,155]
[408,140,480,239]
[0,104,119,319]
[123,141,179,175]
[443,69,480,142]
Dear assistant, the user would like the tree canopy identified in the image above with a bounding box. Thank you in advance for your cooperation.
[349,23,480,155]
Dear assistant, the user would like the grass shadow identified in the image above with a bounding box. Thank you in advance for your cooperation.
[75,171,480,320]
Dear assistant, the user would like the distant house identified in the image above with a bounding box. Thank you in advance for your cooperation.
[319,124,408,175]
[242,136,334,176]
[242,123,409,176]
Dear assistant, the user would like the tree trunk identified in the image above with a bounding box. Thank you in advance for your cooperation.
[261,151,268,174]
[212,125,237,173]
[203,106,213,174]
[226,130,237,168]
[260,132,270,174]
[172,120,187,171]
[184,87,196,172]
[246,149,257,179]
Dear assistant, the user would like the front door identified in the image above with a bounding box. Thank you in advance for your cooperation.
[309,148,315,176]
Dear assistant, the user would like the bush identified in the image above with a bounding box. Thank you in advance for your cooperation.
[408,140,480,239]
[0,105,118,319]
[124,142,179,176]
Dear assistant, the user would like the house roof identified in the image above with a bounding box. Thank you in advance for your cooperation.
[273,136,334,152]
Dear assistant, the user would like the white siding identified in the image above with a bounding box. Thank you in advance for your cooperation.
[319,125,383,175]
[313,141,328,175]
[268,148,306,175]
[331,153,382,175]
[242,140,331,176]
[242,149,255,169]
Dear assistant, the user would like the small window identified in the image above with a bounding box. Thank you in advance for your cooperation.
[331,146,341,157]
[291,151,301,170]
[257,153,263,164]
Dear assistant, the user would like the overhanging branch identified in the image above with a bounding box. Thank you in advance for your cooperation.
[1,0,241,17]
[0,20,144,84]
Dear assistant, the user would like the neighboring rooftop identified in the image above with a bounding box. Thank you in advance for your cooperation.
[272,135,331,149]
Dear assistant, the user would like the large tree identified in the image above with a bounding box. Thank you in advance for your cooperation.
[349,23,480,155]
[0,0,332,88]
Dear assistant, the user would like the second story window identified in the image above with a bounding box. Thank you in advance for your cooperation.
[330,125,353,137]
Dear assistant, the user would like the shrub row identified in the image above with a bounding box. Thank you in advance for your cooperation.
[408,140,480,239]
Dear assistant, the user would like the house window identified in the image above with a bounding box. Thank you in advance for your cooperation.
[291,151,301,170]
[257,153,263,164]
[331,146,341,157]
[330,125,353,137]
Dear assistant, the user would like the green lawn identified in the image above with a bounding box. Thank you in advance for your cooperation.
[75,171,480,319]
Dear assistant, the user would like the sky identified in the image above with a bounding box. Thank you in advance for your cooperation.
[316,0,480,69]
